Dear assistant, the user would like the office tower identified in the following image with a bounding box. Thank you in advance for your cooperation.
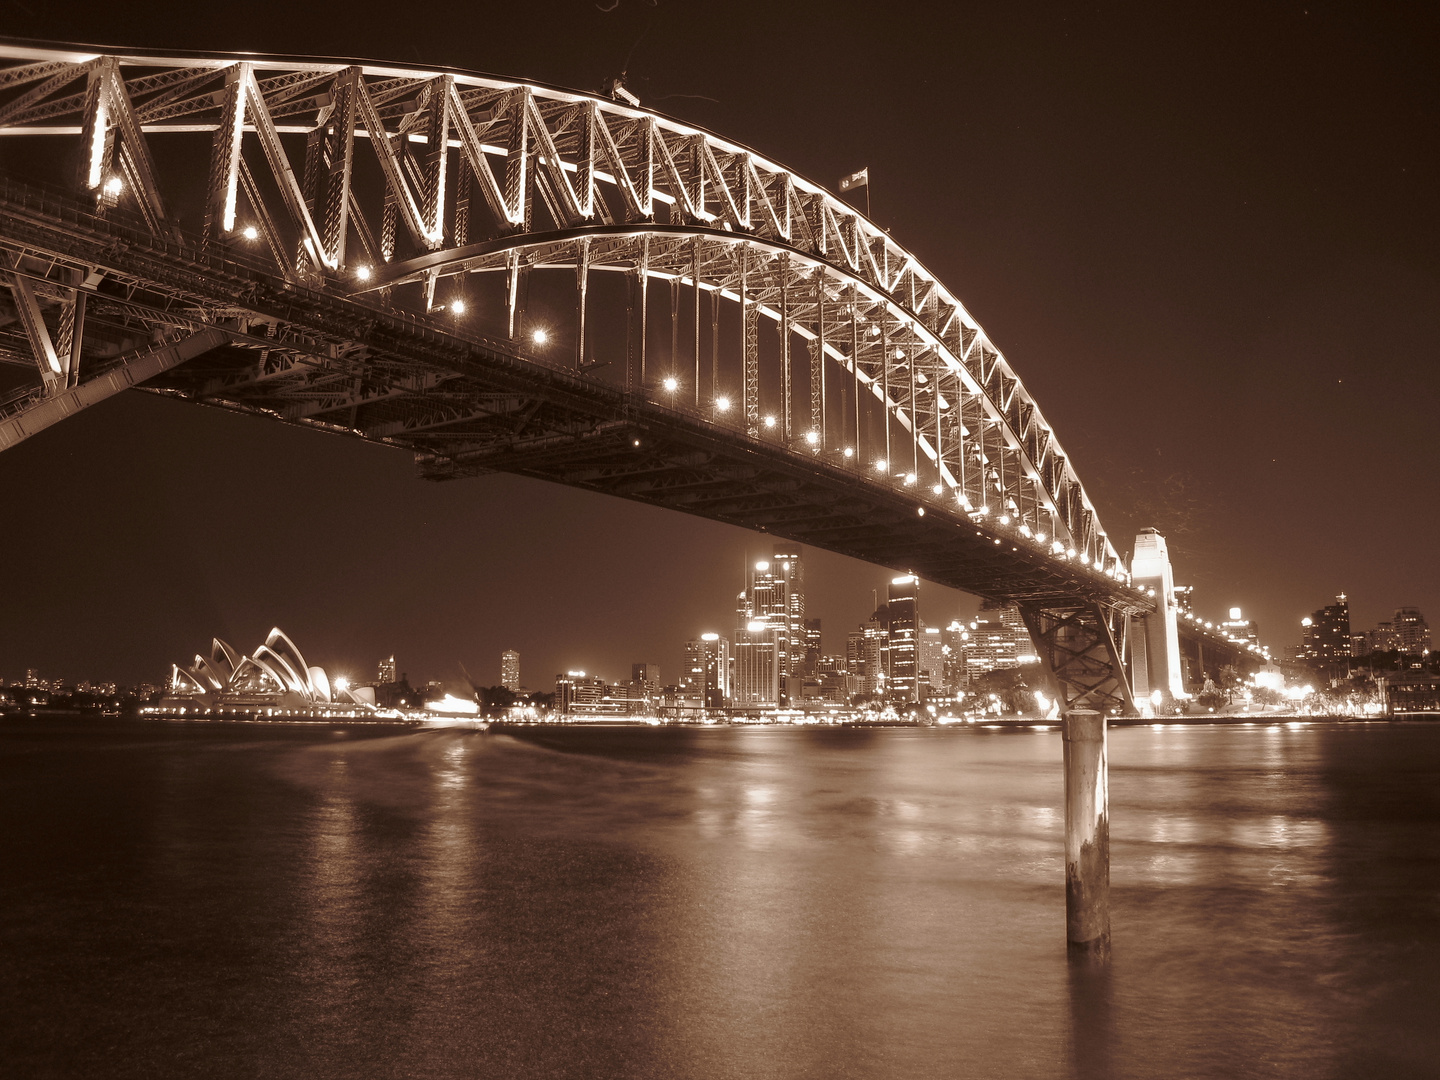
[887,575,919,703]
[377,655,397,684]
[773,544,806,657]
[918,625,945,696]
[501,650,520,690]
[683,635,730,707]
[1302,594,1351,663]
[732,623,780,706]
[1393,607,1430,655]
[630,662,661,704]
[956,601,1030,684]
[555,670,606,713]
[942,621,968,693]
[742,545,807,680]
[1219,608,1260,648]
[803,618,822,676]
[1172,584,1194,615]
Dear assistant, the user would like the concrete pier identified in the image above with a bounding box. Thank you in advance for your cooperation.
[1062,710,1111,958]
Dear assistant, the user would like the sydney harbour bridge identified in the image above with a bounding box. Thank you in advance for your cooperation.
[0,39,1263,951]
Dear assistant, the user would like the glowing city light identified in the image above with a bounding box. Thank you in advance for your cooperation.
[904,473,916,485]
[763,415,776,428]
[241,225,259,241]
[451,299,467,315]
[334,676,350,692]
[999,514,1011,525]
[663,376,678,392]
[875,459,888,471]
[355,265,371,281]
[103,175,122,195]
[805,431,820,445]
[932,484,943,495]
[715,396,731,411]
[532,328,549,345]
[843,447,854,458]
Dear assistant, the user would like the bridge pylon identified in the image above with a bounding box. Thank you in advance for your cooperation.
[1129,528,1185,707]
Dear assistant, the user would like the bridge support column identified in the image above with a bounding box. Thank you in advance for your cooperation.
[1016,598,1133,959]
[1063,709,1110,958]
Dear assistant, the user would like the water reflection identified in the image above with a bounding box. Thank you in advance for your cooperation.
[1,720,1437,1078]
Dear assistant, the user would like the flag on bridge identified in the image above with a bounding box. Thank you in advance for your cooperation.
[838,167,869,193]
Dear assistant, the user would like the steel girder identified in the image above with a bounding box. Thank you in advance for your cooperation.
[1017,599,1137,716]
[0,40,1129,578]
[0,39,1165,656]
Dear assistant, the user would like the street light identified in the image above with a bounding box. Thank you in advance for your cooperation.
[715,396,731,412]
[532,328,549,345]
[663,376,678,392]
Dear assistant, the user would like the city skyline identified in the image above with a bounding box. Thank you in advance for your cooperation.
[0,2,1435,690]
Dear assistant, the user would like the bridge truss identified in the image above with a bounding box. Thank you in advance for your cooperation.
[0,39,1157,713]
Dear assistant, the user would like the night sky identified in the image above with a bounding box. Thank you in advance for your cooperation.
[1,1,1435,690]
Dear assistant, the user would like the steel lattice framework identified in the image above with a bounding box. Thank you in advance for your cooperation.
[0,39,1188,712]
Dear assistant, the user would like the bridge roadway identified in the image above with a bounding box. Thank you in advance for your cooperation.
[0,175,1145,615]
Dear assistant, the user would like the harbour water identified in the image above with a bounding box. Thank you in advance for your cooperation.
[1,719,1436,1078]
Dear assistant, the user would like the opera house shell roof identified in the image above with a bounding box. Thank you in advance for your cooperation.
[161,628,378,714]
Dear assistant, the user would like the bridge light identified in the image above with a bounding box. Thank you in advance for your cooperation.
[451,299,467,315]
[334,677,350,692]
[917,507,925,516]
[1036,533,1046,543]
[875,459,887,471]
[894,348,906,360]
[663,376,678,392]
[104,175,123,196]
[715,396,731,411]
[241,225,259,241]
[932,484,943,495]
[843,447,854,458]
[805,431,820,445]
[1067,548,1077,558]
[904,473,916,485]
[532,328,549,345]
[870,326,881,337]
[999,514,1011,525]
[355,265,372,281]
[763,415,776,428]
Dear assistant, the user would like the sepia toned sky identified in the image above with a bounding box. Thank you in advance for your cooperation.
[1,0,1435,688]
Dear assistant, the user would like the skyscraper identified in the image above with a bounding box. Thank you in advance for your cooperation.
[683,634,731,707]
[377,655,397,684]
[732,622,780,706]
[918,625,945,696]
[1302,594,1351,664]
[501,649,520,691]
[1394,607,1431,655]
[630,662,661,704]
[887,575,919,703]
[740,545,807,695]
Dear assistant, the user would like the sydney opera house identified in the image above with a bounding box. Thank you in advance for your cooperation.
[152,628,388,719]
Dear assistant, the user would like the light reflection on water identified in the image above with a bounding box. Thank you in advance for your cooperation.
[0,720,1437,1079]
